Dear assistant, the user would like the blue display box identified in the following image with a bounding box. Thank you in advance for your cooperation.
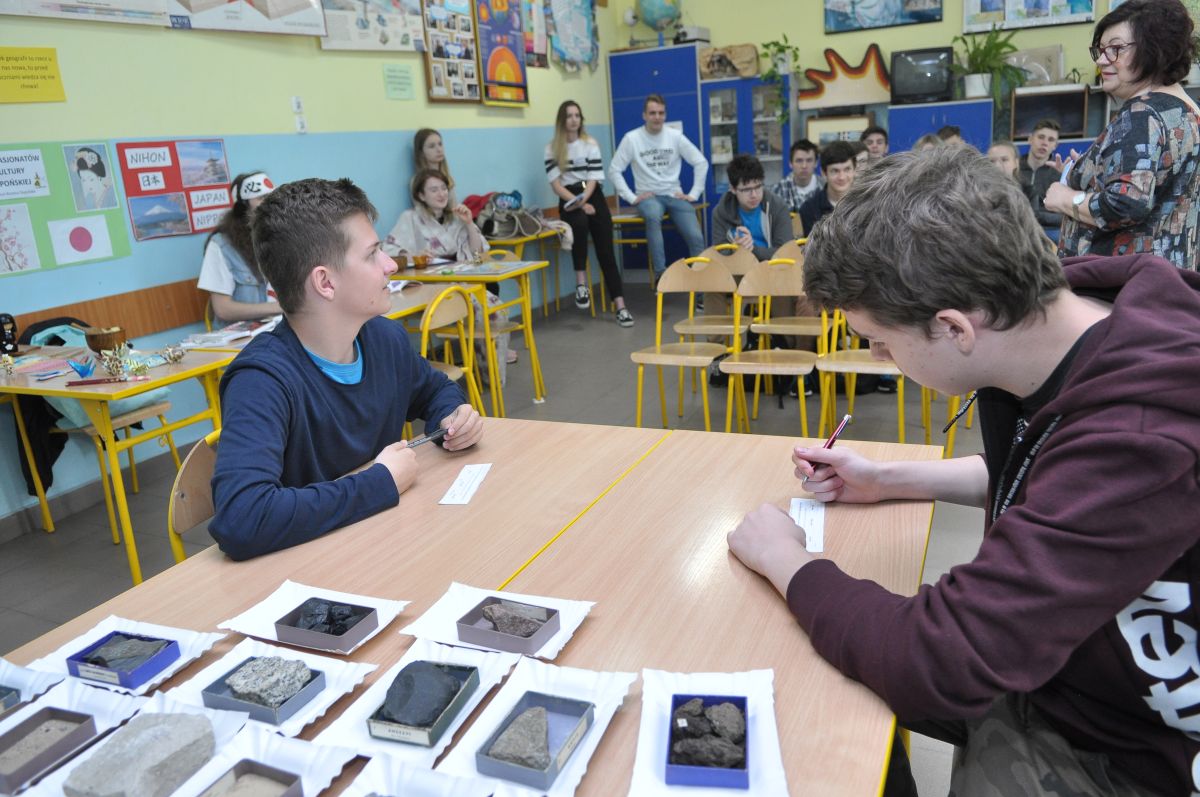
[664,694,749,790]
[66,631,181,690]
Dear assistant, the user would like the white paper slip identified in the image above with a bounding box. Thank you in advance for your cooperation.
[789,498,825,553]
[440,463,492,505]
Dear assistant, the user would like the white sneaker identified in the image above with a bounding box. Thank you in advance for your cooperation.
[574,285,591,309]
[616,308,634,328]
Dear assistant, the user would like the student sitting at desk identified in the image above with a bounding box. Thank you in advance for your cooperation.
[198,171,283,326]
[383,168,485,262]
[728,146,1200,796]
[210,178,482,560]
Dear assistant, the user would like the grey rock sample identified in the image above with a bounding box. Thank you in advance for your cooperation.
[63,712,214,797]
[671,735,745,768]
[705,702,746,743]
[0,718,82,775]
[377,661,462,727]
[83,635,169,671]
[200,771,290,797]
[226,657,312,709]
[487,706,550,770]
[482,604,543,638]
[293,598,367,636]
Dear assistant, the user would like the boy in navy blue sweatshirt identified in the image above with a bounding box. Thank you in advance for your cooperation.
[209,177,481,560]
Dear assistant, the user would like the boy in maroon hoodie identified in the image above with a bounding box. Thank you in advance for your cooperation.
[728,144,1200,796]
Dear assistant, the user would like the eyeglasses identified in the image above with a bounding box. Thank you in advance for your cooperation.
[1089,41,1135,62]
[734,183,764,195]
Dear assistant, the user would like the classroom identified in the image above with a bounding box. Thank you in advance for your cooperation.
[2,0,1199,794]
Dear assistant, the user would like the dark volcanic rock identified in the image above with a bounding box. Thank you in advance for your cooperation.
[377,661,464,727]
[83,635,169,671]
[293,598,367,635]
[672,698,712,738]
[671,735,745,768]
[482,604,543,638]
[487,706,550,769]
[705,702,745,743]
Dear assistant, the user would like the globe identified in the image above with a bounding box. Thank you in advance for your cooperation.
[637,0,681,32]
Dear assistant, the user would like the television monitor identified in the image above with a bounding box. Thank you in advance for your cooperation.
[890,48,954,105]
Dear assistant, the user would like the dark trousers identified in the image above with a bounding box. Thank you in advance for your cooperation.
[559,183,624,301]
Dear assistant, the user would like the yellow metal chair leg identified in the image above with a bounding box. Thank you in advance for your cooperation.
[403,421,413,440]
[585,259,597,319]
[740,378,751,433]
[160,417,182,470]
[700,370,712,432]
[751,374,761,421]
[724,378,735,433]
[798,380,809,438]
[92,437,119,545]
[635,365,645,428]
[896,377,906,444]
[845,375,857,416]
[656,366,668,429]
[125,428,139,494]
[920,387,932,445]
[10,397,54,532]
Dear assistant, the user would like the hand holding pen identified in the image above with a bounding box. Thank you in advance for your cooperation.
[791,415,888,504]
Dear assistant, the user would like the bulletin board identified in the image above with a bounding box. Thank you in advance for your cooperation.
[115,139,232,241]
[0,142,131,277]
[422,0,483,102]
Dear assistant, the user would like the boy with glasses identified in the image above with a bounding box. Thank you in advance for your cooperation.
[712,153,792,261]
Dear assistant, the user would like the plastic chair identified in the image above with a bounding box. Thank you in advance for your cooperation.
[630,257,735,431]
[719,258,818,435]
[167,429,219,563]
[421,286,486,415]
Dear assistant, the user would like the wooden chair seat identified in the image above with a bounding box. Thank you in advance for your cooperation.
[51,401,173,438]
[673,315,751,336]
[816,349,902,376]
[719,350,817,376]
[434,319,520,339]
[630,341,727,368]
[751,317,823,337]
[430,360,465,382]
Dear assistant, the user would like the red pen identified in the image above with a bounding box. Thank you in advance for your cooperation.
[802,413,851,485]
[65,376,152,386]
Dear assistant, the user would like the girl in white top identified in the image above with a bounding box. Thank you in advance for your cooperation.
[545,100,632,327]
[197,171,281,326]
[383,168,484,261]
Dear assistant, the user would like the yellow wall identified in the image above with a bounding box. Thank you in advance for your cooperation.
[2,10,618,143]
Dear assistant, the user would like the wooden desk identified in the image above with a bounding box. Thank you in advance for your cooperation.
[1,346,233,585]
[384,282,444,322]
[504,429,940,796]
[396,261,550,411]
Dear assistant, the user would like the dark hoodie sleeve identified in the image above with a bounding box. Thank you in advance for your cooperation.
[209,367,401,561]
[787,423,1200,721]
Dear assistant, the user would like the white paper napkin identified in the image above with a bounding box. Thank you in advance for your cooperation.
[170,723,357,797]
[26,692,248,796]
[25,615,225,695]
[315,639,519,766]
[436,656,636,797]
[0,657,63,704]
[398,582,594,661]
[165,637,376,737]
[218,579,409,655]
[344,753,495,797]
[627,668,788,796]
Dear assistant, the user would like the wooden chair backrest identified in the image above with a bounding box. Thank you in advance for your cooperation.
[773,239,806,265]
[657,257,736,294]
[791,213,804,238]
[421,287,473,338]
[697,244,757,276]
[737,258,806,298]
[169,430,219,534]
[484,248,519,262]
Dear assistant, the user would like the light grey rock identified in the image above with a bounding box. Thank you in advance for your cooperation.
[482,604,543,638]
[0,718,81,775]
[226,657,311,709]
[487,706,550,770]
[671,735,745,768]
[705,702,745,744]
[63,712,214,797]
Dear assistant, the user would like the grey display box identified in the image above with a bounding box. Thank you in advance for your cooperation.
[367,663,479,747]
[665,694,749,790]
[274,601,378,654]
[0,707,97,793]
[456,597,560,655]
[475,691,594,791]
[66,631,180,690]
[198,758,303,797]
[0,685,18,714]
[201,659,326,725]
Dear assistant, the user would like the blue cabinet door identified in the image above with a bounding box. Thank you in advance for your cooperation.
[888,99,994,152]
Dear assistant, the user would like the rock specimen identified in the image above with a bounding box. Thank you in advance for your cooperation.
[487,706,550,770]
[199,771,292,797]
[482,603,544,638]
[376,661,463,727]
[0,717,84,776]
[82,635,169,671]
[226,657,312,709]
[669,700,747,769]
[293,598,367,636]
[63,712,214,797]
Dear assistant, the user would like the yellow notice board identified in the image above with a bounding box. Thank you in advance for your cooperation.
[0,47,66,104]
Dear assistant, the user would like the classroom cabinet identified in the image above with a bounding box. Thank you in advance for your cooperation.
[887,98,993,152]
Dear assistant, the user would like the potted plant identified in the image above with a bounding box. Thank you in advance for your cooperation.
[760,34,800,123]
[951,26,1026,103]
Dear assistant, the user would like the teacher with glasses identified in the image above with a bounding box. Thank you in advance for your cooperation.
[1045,0,1200,270]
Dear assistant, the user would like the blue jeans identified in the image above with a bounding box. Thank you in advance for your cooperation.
[637,194,706,276]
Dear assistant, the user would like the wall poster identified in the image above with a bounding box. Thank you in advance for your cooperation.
[320,0,426,51]
[0,0,166,25]
[166,0,326,35]
[116,139,231,242]
[521,0,547,67]
[421,0,482,102]
[824,0,942,34]
[963,0,1092,32]
[477,0,529,106]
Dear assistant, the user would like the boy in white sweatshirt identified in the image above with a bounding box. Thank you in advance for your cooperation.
[609,94,708,278]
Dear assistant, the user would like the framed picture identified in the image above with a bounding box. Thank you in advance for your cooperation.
[421,0,481,103]
[825,0,942,34]
[806,114,873,147]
